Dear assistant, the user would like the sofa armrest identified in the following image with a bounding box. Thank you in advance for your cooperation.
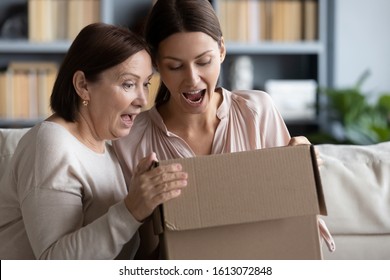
[0,128,30,180]
[317,142,390,259]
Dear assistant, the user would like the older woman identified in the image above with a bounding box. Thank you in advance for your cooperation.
[0,23,187,260]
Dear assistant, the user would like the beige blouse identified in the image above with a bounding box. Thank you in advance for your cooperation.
[0,121,141,259]
[113,88,291,185]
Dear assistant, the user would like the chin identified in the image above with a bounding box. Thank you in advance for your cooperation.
[112,127,132,140]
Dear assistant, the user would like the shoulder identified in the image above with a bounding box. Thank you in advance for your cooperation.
[231,89,273,103]
[10,122,80,193]
[229,89,276,112]
[17,121,86,167]
[14,122,57,157]
[34,122,76,156]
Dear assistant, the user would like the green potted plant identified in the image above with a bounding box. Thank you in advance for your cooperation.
[310,70,390,145]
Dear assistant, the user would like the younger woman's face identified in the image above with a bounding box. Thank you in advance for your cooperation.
[156,32,225,114]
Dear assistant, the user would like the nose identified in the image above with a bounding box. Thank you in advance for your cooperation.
[133,86,148,109]
[184,64,200,85]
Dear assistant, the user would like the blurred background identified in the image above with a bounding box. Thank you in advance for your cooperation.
[1,0,389,144]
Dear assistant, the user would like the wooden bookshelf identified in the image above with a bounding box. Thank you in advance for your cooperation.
[0,0,155,127]
[27,0,101,42]
[215,0,328,134]
[0,0,329,131]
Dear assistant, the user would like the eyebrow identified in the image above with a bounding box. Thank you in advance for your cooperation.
[119,72,154,79]
[162,50,214,61]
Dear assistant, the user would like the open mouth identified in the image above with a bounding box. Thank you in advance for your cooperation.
[121,114,135,127]
[182,89,206,104]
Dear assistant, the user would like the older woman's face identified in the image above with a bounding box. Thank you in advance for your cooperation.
[86,50,153,140]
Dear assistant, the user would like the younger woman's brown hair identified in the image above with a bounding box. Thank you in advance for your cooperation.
[143,0,223,106]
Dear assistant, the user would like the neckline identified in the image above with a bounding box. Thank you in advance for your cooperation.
[41,121,108,156]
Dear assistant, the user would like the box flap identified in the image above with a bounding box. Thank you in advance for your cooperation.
[159,145,324,231]
[310,145,327,216]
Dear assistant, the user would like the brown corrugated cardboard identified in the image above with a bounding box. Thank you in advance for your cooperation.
[153,144,326,259]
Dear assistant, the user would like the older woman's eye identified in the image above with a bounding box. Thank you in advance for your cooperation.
[123,82,135,90]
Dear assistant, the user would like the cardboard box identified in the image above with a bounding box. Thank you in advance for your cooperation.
[153,145,326,259]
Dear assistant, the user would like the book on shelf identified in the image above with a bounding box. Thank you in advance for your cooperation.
[52,0,68,40]
[0,73,10,118]
[270,0,303,42]
[285,0,303,41]
[28,0,100,42]
[0,61,58,121]
[215,0,317,43]
[12,71,30,119]
[217,0,254,42]
[247,0,260,43]
[37,69,56,117]
[303,0,318,41]
[270,0,284,41]
[8,61,58,72]
[68,0,100,40]
[259,0,272,41]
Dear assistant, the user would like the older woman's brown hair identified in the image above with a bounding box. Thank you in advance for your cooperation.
[51,22,151,122]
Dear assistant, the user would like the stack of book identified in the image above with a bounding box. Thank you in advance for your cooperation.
[28,0,100,42]
[216,0,318,43]
[0,62,58,120]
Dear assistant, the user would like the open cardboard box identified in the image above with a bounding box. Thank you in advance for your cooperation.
[153,145,326,259]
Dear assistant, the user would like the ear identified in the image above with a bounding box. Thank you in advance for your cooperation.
[219,37,226,63]
[73,70,90,101]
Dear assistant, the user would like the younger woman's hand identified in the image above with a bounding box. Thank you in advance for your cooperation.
[287,136,310,146]
[124,153,188,222]
[288,136,323,167]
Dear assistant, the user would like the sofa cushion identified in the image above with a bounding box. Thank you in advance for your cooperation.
[317,142,390,259]
[317,141,390,234]
[0,128,30,180]
[322,235,390,260]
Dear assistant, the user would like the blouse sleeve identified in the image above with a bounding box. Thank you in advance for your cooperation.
[233,90,291,148]
[22,193,140,259]
[256,91,291,147]
[17,127,141,259]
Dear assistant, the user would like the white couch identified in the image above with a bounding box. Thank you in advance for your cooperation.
[0,128,30,180]
[1,128,389,259]
[317,142,390,260]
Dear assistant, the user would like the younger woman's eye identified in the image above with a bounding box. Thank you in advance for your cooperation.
[144,81,151,88]
[168,65,182,71]
[198,59,212,66]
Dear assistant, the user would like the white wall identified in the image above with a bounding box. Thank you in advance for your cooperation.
[333,0,390,97]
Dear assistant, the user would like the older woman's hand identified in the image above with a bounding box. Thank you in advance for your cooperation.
[124,153,188,222]
[288,136,323,167]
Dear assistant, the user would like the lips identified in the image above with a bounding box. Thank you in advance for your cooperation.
[182,89,206,104]
[121,114,135,127]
